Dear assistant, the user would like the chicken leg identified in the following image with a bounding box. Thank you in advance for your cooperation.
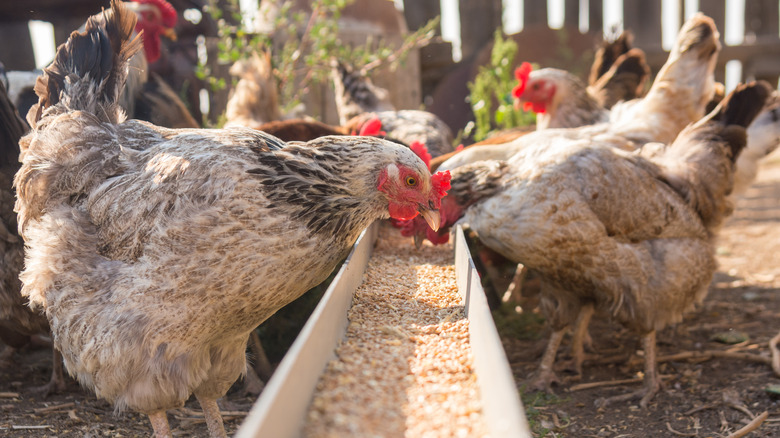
[148,410,172,438]
[530,328,566,391]
[31,347,67,396]
[197,394,227,438]
[596,330,661,409]
[563,304,594,377]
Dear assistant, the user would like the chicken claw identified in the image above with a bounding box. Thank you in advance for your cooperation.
[529,328,566,391]
[595,331,661,409]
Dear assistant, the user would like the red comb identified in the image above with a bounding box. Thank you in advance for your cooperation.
[132,0,178,27]
[410,141,431,170]
[358,117,386,137]
[455,144,464,152]
[511,62,533,98]
[432,170,451,198]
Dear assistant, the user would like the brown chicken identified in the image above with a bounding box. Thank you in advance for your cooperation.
[512,47,649,131]
[437,13,719,173]
[14,3,450,437]
[224,51,284,129]
[411,81,770,407]
[430,36,649,173]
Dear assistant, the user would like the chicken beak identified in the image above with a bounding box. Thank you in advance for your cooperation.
[413,233,425,250]
[162,27,178,41]
[418,208,441,232]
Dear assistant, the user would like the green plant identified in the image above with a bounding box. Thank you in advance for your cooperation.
[466,29,536,142]
[520,385,571,437]
[199,0,439,117]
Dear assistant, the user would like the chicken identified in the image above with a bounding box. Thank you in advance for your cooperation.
[429,40,649,173]
[224,51,284,129]
[331,61,456,158]
[0,74,67,395]
[252,114,389,143]
[586,48,650,110]
[438,13,718,174]
[588,30,633,86]
[14,2,450,437]
[412,81,770,408]
[404,12,724,389]
[331,60,395,125]
[9,0,190,130]
[512,35,648,131]
[733,91,780,196]
[134,72,199,129]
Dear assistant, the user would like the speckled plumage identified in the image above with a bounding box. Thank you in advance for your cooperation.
[438,82,770,407]
[14,2,443,436]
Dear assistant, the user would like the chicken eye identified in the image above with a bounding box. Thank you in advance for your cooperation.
[405,176,417,187]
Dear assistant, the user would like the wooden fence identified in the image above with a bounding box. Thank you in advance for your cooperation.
[3,0,780,128]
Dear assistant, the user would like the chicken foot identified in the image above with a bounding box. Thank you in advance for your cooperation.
[595,330,661,409]
[530,328,566,391]
[196,394,228,438]
[561,304,595,377]
[148,410,172,438]
[30,347,67,397]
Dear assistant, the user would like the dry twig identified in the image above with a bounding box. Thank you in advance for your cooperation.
[665,422,696,437]
[569,377,641,392]
[569,374,673,392]
[724,411,769,438]
[33,402,75,414]
[624,349,772,367]
[0,392,19,398]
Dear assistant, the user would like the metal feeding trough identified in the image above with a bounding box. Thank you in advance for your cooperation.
[236,222,531,437]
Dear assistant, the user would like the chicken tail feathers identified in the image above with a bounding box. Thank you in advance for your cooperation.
[657,81,770,231]
[697,81,771,162]
[330,60,394,125]
[28,0,142,127]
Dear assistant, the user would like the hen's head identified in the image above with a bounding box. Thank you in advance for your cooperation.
[398,191,463,248]
[376,146,451,231]
[512,63,558,114]
[127,0,177,63]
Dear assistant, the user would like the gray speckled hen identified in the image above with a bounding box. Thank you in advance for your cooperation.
[13,2,449,437]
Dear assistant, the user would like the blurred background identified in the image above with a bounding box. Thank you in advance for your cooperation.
[2,0,778,140]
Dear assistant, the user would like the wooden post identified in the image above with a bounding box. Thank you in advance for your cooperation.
[0,23,37,70]
[402,0,441,33]
[623,0,662,49]
[588,0,603,34]
[524,0,549,28]
[459,0,502,61]
[697,0,726,34]
[743,0,780,85]
[698,0,727,84]
[564,0,579,30]
[745,0,779,39]
[403,0,451,105]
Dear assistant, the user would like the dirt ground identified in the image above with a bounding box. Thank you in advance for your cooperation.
[2,155,779,437]
[500,152,780,437]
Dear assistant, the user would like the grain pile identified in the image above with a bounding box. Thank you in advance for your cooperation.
[302,223,489,438]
